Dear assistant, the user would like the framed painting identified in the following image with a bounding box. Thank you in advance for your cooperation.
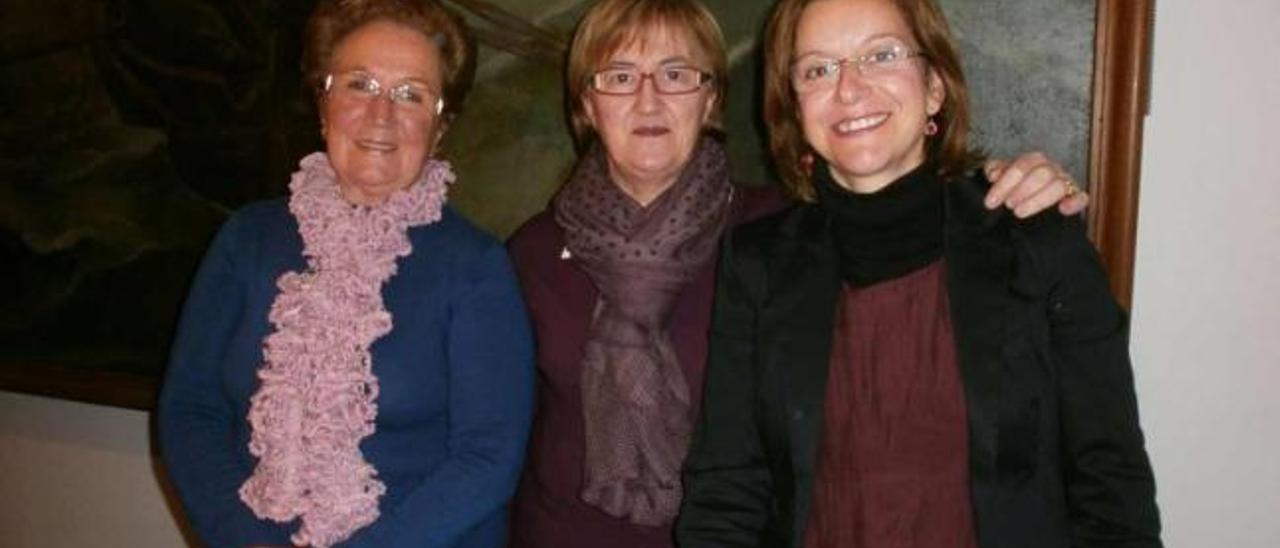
[0,0,1152,409]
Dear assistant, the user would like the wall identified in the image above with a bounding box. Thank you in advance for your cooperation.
[0,391,188,547]
[1130,0,1280,547]
[946,0,1096,182]
[2,1,1279,547]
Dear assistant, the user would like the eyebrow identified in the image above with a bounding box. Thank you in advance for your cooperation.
[331,66,437,87]
[793,32,911,59]
[603,55,699,68]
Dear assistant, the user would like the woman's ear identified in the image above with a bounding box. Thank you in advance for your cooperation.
[582,93,599,130]
[926,67,946,116]
[431,119,450,153]
[701,90,718,126]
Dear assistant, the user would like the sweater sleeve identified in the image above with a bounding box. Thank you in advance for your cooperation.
[157,213,293,547]
[1038,216,1162,547]
[344,243,535,548]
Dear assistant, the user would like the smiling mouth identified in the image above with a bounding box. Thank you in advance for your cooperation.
[632,126,671,137]
[356,139,397,153]
[834,113,890,135]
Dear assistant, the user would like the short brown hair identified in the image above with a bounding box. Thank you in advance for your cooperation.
[763,0,983,201]
[303,0,475,120]
[566,0,729,149]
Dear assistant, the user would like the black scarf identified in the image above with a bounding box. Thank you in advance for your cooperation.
[813,161,945,287]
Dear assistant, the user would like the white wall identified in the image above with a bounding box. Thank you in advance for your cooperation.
[1131,0,1280,547]
[0,391,189,548]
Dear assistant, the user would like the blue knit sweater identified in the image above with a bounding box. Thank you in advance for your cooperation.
[158,199,534,547]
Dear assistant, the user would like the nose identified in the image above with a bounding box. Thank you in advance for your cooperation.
[635,75,662,113]
[835,64,870,104]
[366,93,395,123]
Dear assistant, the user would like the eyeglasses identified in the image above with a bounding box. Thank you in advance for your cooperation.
[590,66,713,95]
[790,44,925,93]
[323,71,444,116]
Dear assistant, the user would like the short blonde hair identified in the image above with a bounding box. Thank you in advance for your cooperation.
[302,0,475,120]
[566,0,729,149]
[763,0,984,200]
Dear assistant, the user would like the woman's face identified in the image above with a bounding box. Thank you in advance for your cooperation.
[793,0,944,193]
[582,25,717,204]
[322,20,446,205]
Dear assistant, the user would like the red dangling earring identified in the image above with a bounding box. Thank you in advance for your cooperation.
[800,151,815,177]
[924,118,939,136]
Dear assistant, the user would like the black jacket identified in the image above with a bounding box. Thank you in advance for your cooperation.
[676,174,1161,548]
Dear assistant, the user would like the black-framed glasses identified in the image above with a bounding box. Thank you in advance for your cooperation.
[323,71,444,116]
[590,66,713,95]
[790,44,925,93]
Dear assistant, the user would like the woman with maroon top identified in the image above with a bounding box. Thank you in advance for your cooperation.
[506,1,1087,547]
[676,0,1161,547]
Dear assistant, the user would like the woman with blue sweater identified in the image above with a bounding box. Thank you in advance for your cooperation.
[157,1,533,547]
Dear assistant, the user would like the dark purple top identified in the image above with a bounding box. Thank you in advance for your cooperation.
[506,185,785,548]
[803,260,977,548]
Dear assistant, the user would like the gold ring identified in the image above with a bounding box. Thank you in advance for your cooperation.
[1062,179,1079,198]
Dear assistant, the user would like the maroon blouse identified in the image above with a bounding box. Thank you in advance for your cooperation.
[506,187,785,548]
[803,260,978,548]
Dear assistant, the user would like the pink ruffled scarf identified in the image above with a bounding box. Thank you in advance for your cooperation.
[239,152,452,547]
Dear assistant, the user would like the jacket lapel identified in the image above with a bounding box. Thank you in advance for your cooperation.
[757,205,842,547]
[944,176,1015,472]
[943,176,1038,546]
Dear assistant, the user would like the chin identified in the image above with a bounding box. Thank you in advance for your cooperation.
[621,151,679,174]
[343,169,410,197]
[348,171,399,190]
[831,138,924,181]
[831,151,892,177]
[628,141,678,160]
[635,157,678,172]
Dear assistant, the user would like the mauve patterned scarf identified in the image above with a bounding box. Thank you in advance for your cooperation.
[239,152,451,547]
[554,137,732,526]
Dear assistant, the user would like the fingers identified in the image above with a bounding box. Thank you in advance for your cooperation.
[1011,174,1091,218]
[984,151,1091,218]
[983,151,1050,209]
[1011,175,1067,218]
[983,158,1009,186]
[1007,163,1066,216]
[1057,191,1090,216]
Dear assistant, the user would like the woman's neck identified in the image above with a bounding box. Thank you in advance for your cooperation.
[611,170,678,207]
[814,159,945,287]
[339,182,405,207]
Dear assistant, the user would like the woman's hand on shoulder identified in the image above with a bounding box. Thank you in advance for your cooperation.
[982,151,1089,218]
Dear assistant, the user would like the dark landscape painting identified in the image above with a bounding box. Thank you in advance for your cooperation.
[0,0,1093,408]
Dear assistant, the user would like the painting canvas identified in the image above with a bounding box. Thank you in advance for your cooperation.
[0,0,1095,409]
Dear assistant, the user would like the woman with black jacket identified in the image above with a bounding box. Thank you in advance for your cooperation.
[676,0,1161,546]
